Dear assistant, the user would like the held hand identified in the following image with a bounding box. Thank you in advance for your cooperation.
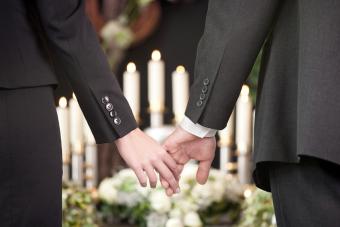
[115,128,180,193]
[162,126,216,195]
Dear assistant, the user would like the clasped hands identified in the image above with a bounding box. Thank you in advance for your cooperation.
[115,126,216,197]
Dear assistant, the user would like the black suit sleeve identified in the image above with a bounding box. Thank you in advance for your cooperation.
[185,0,281,130]
[33,0,137,143]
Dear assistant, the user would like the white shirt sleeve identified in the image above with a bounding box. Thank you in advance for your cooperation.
[179,116,217,138]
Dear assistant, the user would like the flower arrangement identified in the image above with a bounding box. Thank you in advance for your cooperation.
[97,164,243,227]
[100,0,156,70]
[238,187,276,227]
[62,182,99,227]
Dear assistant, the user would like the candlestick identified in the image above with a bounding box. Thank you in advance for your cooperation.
[57,97,70,181]
[172,65,189,124]
[123,62,140,122]
[148,50,165,113]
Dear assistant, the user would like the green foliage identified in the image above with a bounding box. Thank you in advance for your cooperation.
[238,188,276,227]
[62,182,98,227]
[246,50,263,104]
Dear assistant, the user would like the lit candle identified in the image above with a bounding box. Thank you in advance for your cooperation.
[69,93,83,153]
[172,65,189,124]
[56,97,70,162]
[219,109,235,147]
[123,62,140,122]
[219,109,235,172]
[148,50,165,113]
[236,85,253,153]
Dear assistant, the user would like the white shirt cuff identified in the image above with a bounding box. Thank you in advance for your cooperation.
[179,116,217,138]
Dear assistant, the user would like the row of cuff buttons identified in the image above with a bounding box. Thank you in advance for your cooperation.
[196,78,210,107]
[102,96,121,125]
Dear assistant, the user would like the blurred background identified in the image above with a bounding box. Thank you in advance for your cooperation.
[59,1,273,227]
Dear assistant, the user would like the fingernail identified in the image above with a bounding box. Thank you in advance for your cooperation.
[176,188,180,194]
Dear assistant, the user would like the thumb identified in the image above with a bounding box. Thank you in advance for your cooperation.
[196,159,213,185]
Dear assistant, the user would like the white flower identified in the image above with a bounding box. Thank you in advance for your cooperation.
[169,208,183,219]
[100,21,133,49]
[98,178,118,204]
[211,181,225,202]
[191,183,214,208]
[116,191,143,207]
[184,211,202,227]
[176,199,199,213]
[117,168,138,180]
[136,184,151,197]
[146,212,168,227]
[150,190,172,213]
[165,218,184,227]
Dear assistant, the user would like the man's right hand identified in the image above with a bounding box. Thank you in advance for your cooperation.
[162,126,216,196]
[115,128,180,194]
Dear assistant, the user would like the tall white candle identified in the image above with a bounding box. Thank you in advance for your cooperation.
[83,115,97,189]
[172,65,189,124]
[123,62,140,122]
[219,109,235,172]
[57,97,70,162]
[148,50,165,113]
[69,93,83,153]
[236,85,253,154]
[83,116,95,145]
[219,109,235,147]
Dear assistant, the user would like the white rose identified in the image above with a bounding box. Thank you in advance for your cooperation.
[150,190,172,213]
[184,211,202,227]
[176,199,199,213]
[191,183,214,208]
[169,208,183,219]
[166,218,184,227]
[146,212,167,227]
[211,182,225,202]
[98,178,118,204]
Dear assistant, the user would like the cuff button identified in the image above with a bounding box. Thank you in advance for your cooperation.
[196,100,203,107]
[202,86,208,93]
[109,111,117,118]
[101,96,110,104]
[200,93,206,100]
[105,103,114,111]
[203,78,210,86]
[113,117,121,125]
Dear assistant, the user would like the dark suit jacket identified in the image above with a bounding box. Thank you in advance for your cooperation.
[186,0,340,176]
[0,0,137,143]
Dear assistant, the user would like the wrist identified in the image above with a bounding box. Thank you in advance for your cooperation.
[115,127,139,147]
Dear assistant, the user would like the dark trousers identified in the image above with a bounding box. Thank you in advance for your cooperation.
[268,156,340,227]
[0,86,62,227]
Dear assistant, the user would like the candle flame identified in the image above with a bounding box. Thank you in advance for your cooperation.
[240,85,250,96]
[244,188,252,198]
[176,65,186,73]
[127,62,136,73]
[151,50,161,61]
[59,97,67,108]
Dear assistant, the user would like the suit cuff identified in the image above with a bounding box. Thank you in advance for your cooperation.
[179,116,217,138]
